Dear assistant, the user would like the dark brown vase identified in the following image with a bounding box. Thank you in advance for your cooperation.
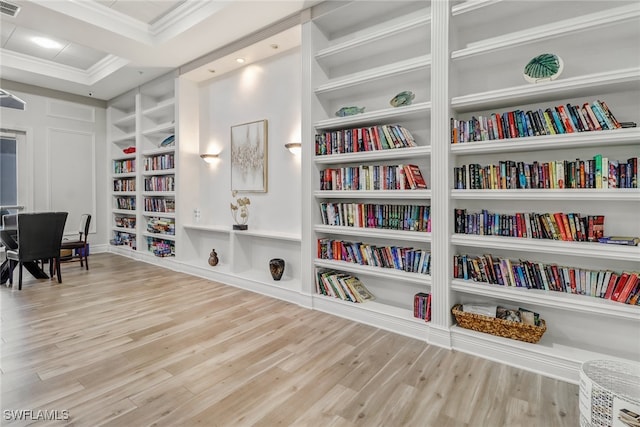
[208,249,219,266]
[269,258,285,281]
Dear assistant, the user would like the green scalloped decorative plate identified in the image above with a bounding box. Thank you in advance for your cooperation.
[523,53,563,84]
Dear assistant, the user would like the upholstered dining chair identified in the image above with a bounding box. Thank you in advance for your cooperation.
[60,213,91,270]
[7,212,68,290]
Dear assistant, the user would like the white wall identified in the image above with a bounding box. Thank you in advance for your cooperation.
[196,47,302,232]
[0,90,108,248]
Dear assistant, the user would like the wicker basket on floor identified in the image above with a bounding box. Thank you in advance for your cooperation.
[451,304,547,344]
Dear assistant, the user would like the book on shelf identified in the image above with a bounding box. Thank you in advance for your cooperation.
[315,269,375,303]
[597,236,640,246]
[450,100,622,144]
[454,208,606,242]
[453,155,638,190]
[315,124,416,155]
[320,202,431,232]
[454,253,640,305]
[320,164,428,191]
[414,292,431,321]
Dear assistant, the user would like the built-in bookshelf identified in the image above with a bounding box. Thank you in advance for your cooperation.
[107,72,178,258]
[305,0,432,339]
[445,0,640,380]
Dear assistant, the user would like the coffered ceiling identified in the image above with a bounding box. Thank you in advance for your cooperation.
[0,0,315,101]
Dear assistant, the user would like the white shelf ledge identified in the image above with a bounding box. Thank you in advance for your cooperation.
[111,133,136,144]
[143,146,176,156]
[314,102,431,130]
[112,113,136,127]
[451,279,640,321]
[112,172,136,178]
[112,209,136,215]
[142,169,175,176]
[142,98,174,118]
[234,229,301,242]
[112,153,136,161]
[112,191,136,196]
[315,55,431,96]
[142,211,175,218]
[451,68,640,113]
[143,232,176,241]
[142,191,175,197]
[183,224,232,234]
[314,225,431,243]
[450,189,640,201]
[314,146,431,164]
[315,190,431,200]
[451,234,640,262]
[452,4,640,60]
[450,128,640,155]
[112,226,136,234]
[314,258,431,286]
[141,122,174,137]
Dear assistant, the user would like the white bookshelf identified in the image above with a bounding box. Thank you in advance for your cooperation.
[445,0,640,382]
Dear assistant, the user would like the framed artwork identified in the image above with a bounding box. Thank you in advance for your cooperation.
[231,119,268,192]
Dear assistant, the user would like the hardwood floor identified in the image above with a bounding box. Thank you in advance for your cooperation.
[1,254,579,426]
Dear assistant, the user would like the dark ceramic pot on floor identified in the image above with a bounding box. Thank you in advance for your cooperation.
[269,258,285,280]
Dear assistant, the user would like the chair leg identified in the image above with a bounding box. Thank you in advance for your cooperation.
[84,251,89,271]
[18,261,23,290]
[50,258,54,279]
[8,260,14,286]
[56,257,62,283]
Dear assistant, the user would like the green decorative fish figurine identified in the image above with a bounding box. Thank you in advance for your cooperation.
[335,106,365,117]
[390,90,415,107]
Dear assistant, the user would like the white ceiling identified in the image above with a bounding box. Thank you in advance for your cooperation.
[0,0,315,101]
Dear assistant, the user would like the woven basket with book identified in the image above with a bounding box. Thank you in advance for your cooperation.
[451,304,547,344]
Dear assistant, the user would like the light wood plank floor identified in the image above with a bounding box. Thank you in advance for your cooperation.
[1,254,579,426]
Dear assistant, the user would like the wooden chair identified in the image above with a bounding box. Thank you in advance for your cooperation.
[60,214,91,270]
[7,212,68,290]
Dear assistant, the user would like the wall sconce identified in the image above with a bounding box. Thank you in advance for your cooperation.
[284,142,301,155]
[200,153,219,164]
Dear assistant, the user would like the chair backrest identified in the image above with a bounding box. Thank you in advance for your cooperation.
[16,212,68,261]
[78,214,91,242]
[2,213,18,228]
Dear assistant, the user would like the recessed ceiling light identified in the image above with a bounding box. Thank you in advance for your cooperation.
[32,36,62,49]
[208,69,215,73]
[236,58,245,64]
[270,44,279,50]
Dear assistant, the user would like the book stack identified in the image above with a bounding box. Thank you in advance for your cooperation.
[454,156,638,190]
[144,176,175,192]
[318,238,431,274]
[144,153,174,171]
[113,159,135,174]
[115,216,136,229]
[414,292,431,321]
[320,202,430,232]
[320,164,427,190]
[451,99,622,144]
[116,196,136,210]
[315,269,375,303]
[316,124,416,155]
[454,208,605,242]
[144,197,175,213]
[453,253,640,305]
[113,178,136,192]
[147,238,174,257]
[146,217,175,235]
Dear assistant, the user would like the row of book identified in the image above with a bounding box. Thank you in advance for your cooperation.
[320,202,431,232]
[144,153,174,171]
[146,238,174,257]
[144,176,175,192]
[450,99,622,144]
[143,197,175,213]
[454,209,605,242]
[320,164,427,191]
[113,178,135,192]
[111,231,136,249]
[114,216,136,229]
[115,196,136,210]
[113,159,135,174]
[453,253,640,305]
[315,269,375,303]
[146,217,175,235]
[315,124,416,155]
[453,156,638,190]
[318,238,431,275]
[414,292,432,321]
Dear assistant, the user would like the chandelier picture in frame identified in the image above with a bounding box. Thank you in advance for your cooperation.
[231,119,268,192]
